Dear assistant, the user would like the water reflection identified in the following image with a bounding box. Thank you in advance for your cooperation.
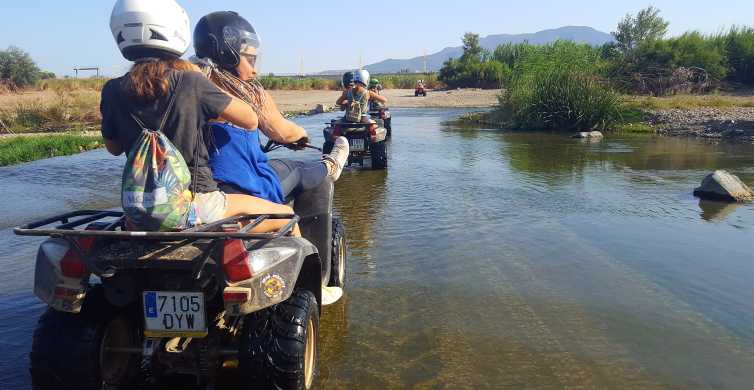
[333,169,387,267]
[698,200,743,222]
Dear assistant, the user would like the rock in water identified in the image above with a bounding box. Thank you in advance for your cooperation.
[693,170,753,202]
[572,131,604,139]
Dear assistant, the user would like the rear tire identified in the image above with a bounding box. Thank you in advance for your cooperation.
[370,141,388,170]
[328,218,347,288]
[30,290,139,390]
[240,290,320,390]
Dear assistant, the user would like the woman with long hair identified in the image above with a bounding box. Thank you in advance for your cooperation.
[101,0,297,234]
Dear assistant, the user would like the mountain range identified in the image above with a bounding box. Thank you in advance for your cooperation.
[318,26,614,75]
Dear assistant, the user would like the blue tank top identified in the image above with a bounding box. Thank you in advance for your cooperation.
[207,122,285,204]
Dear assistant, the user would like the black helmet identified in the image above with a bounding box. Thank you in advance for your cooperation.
[194,11,261,69]
[342,71,354,88]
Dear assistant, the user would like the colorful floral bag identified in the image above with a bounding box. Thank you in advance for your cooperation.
[121,75,196,231]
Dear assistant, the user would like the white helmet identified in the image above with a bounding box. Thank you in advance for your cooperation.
[110,0,191,62]
[353,69,370,86]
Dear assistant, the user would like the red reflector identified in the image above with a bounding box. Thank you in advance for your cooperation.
[223,290,251,304]
[60,250,86,278]
[222,239,252,282]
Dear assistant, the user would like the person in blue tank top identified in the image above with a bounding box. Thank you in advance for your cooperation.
[192,12,350,203]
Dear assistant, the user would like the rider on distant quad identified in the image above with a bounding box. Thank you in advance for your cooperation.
[415,79,427,96]
[335,69,387,123]
[368,78,386,111]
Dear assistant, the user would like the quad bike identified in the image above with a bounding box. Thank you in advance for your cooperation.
[15,146,348,390]
[414,83,427,97]
[368,108,392,138]
[322,119,388,170]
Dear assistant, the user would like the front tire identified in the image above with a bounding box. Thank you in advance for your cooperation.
[370,141,388,170]
[240,290,320,390]
[30,291,139,390]
[328,218,347,288]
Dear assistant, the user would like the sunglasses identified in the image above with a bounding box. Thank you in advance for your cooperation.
[240,53,257,68]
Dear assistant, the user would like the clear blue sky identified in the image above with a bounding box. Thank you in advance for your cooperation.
[0,0,751,77]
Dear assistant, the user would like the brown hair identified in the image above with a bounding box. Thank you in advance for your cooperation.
[126,59,199,104]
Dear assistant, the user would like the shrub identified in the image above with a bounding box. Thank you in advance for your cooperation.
[501,68,622,131]
[724,26,754,85]
[0,47,41,88]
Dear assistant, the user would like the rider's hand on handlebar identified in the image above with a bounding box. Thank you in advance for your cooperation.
[290,137,310,150]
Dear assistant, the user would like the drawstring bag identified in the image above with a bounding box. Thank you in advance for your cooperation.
[121,75,197,231]
[345,90,364,122]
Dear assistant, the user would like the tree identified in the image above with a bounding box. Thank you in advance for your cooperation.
[612,6,669,53]
[461,32,483,63]
[0,46,41,87]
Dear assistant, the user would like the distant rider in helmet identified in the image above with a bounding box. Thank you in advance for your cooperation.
[335,69,387,123]
[368,78,386,111]
[192,11,350,202]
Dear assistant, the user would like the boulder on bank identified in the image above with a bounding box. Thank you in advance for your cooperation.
[693,170,753,202]
[309,104,333,115]
[572,131,604,139]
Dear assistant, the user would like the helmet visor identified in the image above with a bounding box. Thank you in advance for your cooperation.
[223,26,261,52]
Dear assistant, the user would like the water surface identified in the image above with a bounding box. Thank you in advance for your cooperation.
[1,109,753,389]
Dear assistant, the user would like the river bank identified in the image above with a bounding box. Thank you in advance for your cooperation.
[459,93,754,142]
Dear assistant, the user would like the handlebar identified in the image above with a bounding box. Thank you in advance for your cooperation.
[262,139,322,153]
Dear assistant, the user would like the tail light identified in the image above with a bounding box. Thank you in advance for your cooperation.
[369,124,378,143]
[221,225,252,283]
[223,287,251,304]
[332,126,342,138]
[60,224,101,278]
[380,110,386,119]
[60,249,86,278]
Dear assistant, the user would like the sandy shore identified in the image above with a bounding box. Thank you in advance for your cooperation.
[269,88,501,112]
[0,88,501,112]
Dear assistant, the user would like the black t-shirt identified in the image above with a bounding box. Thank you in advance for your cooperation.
[100,70,232,193]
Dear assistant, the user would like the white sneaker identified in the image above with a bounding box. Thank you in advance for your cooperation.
[321,286,344,305]
[323,136,349,181]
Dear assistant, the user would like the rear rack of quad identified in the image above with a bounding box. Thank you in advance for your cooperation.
[13,210,299,241]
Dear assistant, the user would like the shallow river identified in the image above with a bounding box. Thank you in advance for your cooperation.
[1,108,754,389]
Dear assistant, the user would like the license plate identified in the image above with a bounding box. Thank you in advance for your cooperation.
[143,291,207,338]
[350,138,365,152]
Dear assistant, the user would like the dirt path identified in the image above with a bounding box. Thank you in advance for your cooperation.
[269,89,501,112]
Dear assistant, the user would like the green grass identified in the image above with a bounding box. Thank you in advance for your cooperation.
[501,68,622,131]
[0,134,103,166]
